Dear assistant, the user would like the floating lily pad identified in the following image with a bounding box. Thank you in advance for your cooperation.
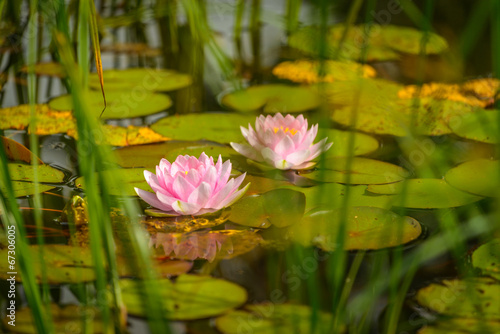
[322,129,379,157]
[332,96,479,137]
[0,245,192,283]
[272,60,376,84]
[216,303,336,334]
[20,62,67,77]
[282,183,395,212]
[289,206,421,251]
[415,278,500,320]
[229,188,305,228]
[2,136,43,164]
[2,181,55,198]
[114,141,197,168]
[75,168,153,197]
[88,68,192,92]
[7,163,64,183]
[120,274,247,320]
[417,318,500,334]
[2,304,104,334]
[49,90,172,119]
[301,157,408,184]
[449,109,500,144]
[221,84,320,113]
[150,230,262,262]
[472,239,500,281]
[0,104,74,134]
[151,113,255,143]
[367,178,483,209]
[288,25,448,62]
[1,163,64,197]
[445,159,499,197]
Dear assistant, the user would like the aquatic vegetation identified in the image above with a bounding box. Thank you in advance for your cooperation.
[135,153,249,216]
[231,113,332,170]
[272,60,376,83]
[472,238,500,280]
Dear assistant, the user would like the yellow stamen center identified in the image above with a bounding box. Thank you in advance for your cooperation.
[273,126,298,135]
[184,171,189,175]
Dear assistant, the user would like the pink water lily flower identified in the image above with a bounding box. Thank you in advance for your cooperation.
[230,113,332,170]
[135,153,249,216]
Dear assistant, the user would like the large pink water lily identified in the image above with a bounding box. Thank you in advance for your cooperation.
[135,153,249,216]
[230,113,332,170]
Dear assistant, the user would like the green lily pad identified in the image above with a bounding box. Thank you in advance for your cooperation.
[114,141,196,168]
[88,68,192,92]
[472,239,500,281]
[1,164,64,198]
[445,159,499,197]
[20,62,67,77]
[49,90,172,119]
[289,206,421,251]
[120,274,247,320]
[300,157,408,184]
[288,25,448,62]
[0,245,192,283]
[75,168,153,197]
[332,97,478,137]
[367,179,483,209]
[151,113,255,143]
[282,183,395,212]
[417,318,500,334]
[216,303,337,334]
[322,129,379,158]
[150,230,262,261]
[415,278,500,320]
[6,163,64,183]
[449,109,500,144]
[2,304,104,334]
[221,84,320,113]
[229,188,305,228]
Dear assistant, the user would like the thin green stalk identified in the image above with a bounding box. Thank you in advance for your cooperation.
[459,0,491,60]
[233,0,245,71]
[285,0,302,34]
[250,0,261,83]
[333,0,364,60]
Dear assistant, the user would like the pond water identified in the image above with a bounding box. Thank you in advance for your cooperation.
[0,1,499,333]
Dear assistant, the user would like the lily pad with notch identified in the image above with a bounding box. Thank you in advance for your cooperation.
[221,84,321,113]
[120,274,247,320]
[367,179,484,209]
[49,90,172,120]
[289,206,422,251]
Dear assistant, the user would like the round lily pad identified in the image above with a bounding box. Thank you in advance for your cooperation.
[75,168,153,197]
[282,183,395,212]
[88,68,192,92]
[1,163,64,197]
[415,277,500,320]
[221,84,320,113]
[290,206,422,251]
[272,60,376,84]
[417,318,500,334]
[49,90,172,119]
[322,129,379,157]
[2,304,104,334]
[114,141,195,168]
[0,245,191,284]
[367,179,483,209]
[445,159,499,197]
[449,109,500,144]
[288,24,448,62]
[228,188,306,228]
[7,163,65,183]
[120,274,247,320]
[21,62,67,77]
[472,238,500,281]
[151,113,255,143]
[216,304,335,334]
[301,157,408,184]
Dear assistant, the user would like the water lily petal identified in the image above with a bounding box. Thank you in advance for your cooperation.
[172,174,195,200]
[187,182,212,208]
[135,188,173,212]
[230,142,262,161]
[171,200,202,215]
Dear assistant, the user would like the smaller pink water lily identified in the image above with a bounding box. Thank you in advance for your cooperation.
[230,113,332,170]
[135,153,249,216]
